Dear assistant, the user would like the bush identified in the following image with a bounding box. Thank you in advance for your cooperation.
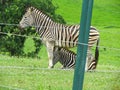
[0,0,65,56]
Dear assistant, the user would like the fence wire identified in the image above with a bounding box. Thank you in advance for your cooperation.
[0,23,120,51]
[0,30,120,51]
[0,22,120,90]
[0,65,120,73]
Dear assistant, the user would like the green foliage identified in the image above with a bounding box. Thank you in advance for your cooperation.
[0,0,65,56]
[29,0,66,24]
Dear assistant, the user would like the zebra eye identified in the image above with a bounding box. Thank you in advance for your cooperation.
[24,17,27,18]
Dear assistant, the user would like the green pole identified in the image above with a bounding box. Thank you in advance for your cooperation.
[72,0,94,90]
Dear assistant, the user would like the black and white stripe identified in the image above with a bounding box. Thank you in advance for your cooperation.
[53,46,98,71]
[19,6,100,68]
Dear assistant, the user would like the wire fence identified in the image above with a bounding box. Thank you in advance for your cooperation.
[0,65,120,73]
[0,23,120,51]
[0,23,120,90]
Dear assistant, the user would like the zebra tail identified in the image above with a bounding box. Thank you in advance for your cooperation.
[95,38,100,68]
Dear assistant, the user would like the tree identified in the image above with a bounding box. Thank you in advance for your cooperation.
[0,0,66,56]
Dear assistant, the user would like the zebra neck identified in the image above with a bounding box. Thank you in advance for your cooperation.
[33,13,54,38]
[31,10,66,40]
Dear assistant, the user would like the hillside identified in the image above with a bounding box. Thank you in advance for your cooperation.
[53,0,120,27]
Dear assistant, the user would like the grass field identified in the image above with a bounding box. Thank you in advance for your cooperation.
[0,0,120,90]
[0,54,120,90]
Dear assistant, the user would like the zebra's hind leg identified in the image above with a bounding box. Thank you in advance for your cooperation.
[87,51,96,71]
[46,41,55,68]
[85,49,94,71]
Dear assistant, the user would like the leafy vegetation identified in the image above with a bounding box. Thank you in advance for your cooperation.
[0,0,65,56]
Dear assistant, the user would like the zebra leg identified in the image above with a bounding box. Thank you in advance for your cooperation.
[85,49,93,71]
[86,49,96,71]
[53,56,59,66]
[46,41,55,68]
[53,47,60,67]
[53,54,59,67]
[85,56,88,72]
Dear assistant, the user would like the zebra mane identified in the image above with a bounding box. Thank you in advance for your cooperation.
[27,6,41,12]
[26,6,52,21]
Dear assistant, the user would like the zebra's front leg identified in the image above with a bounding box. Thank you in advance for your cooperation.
[46,41,55,68]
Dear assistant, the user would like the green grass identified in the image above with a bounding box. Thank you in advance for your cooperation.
[53,0,120,27]
[0,54,120,90]
[0,0,120,90]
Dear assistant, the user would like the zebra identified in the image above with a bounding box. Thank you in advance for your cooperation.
[53,46,98,71]
[19,6,100,68]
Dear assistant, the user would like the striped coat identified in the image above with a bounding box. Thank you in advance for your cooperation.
[19,6,100,68]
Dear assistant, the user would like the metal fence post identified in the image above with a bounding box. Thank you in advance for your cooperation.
[72,0,94,90]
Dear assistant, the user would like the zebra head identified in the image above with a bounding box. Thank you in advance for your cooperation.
[19,7,34,28]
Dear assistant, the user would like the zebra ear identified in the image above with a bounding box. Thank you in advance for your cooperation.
[30,7,34,12]
[26,6,34,13]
